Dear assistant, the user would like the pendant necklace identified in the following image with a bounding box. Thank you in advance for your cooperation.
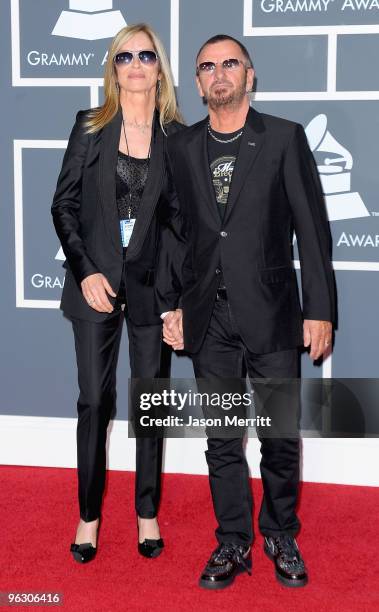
[122,115,152,219]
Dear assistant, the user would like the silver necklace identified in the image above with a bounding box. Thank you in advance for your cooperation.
[207,121,243,143]
[122,116,151,220]
[123,118,152,135]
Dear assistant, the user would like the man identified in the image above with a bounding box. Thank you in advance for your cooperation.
[156,34,335,589]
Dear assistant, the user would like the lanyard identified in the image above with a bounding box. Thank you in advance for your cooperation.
[122,116,152,220]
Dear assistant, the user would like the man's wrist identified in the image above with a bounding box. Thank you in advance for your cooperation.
[161,308,182,320]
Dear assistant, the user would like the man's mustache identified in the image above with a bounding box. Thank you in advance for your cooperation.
[211,80,232,89]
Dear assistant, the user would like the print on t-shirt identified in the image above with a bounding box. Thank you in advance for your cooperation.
[210,155,236,208]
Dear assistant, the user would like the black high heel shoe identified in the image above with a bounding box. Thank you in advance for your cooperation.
[70,542,97,563]
[70,518,100,564]
[138,537,164,558]
[137,518,164,558]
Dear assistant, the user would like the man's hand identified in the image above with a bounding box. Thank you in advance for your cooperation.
[163,309,184,350]
[303,319,332,360]
[81,273,116,313]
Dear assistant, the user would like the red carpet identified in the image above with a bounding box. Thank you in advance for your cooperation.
[0,466,378,612]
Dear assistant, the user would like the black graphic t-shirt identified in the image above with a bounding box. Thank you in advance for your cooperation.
[208,128,242,220]
[208,128,242,290]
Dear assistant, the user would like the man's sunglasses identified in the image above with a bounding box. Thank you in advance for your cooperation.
[196,58,250,75]
[114,50,159,66]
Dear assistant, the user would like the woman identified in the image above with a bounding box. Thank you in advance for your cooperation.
[51,23,183,563]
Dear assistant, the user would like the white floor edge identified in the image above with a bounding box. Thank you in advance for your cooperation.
[0,415,378,487]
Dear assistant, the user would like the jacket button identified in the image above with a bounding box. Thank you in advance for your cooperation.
[215,268,221,275]
[220,231,228,237]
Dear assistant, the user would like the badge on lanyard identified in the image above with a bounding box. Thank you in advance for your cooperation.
[120,218,136,247]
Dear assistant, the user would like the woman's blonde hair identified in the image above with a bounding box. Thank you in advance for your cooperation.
[84,23,182,133]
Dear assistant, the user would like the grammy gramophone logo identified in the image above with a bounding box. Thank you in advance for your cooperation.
[305,114,369,222]
[52,0,127,41]
[55,247,65,262]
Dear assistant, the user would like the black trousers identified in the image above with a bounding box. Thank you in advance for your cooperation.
[71,264,164,522]
[192,296,301,547]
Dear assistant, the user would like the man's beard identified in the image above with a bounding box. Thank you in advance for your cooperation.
[206,75,247,110]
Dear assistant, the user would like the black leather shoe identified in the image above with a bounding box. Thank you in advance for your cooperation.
[199,542,252,590]
[264,535,308,587]
[138,538,164,558]
[70,542,97,564]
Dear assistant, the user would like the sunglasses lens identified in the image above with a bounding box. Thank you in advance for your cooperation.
[198,62,215,72]
[223,59,240,69]
[139,50,158,65]
[114,52,133,64]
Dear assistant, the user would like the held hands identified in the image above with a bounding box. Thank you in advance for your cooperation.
[163,309,184,351]
[303,319,332,360]
[162,313,332,356]
[81,273,116,313]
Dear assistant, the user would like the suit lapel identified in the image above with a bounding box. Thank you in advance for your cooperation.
[125,111,164,260]
[99,107,123,254]
[223,107,266,224]
[186,118,221,227]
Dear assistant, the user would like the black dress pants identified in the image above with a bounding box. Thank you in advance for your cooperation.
[191,296,301,547]
[71,264,164,522]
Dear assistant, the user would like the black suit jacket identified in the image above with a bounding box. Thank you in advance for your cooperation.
[52,107,182,324]
[156,107,336,354]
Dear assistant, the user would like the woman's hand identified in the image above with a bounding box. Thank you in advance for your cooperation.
[163,309,184,350]
[81,273,117,313]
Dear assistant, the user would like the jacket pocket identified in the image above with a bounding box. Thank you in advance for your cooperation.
[260,265,295,284]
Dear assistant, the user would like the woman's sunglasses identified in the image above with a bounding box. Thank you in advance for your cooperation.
[114,50,159,66]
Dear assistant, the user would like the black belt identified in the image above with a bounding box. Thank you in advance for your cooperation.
[216,286,228,301]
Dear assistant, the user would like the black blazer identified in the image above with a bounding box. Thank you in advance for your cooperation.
[52,107,183,324]
[156,107,336,354]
